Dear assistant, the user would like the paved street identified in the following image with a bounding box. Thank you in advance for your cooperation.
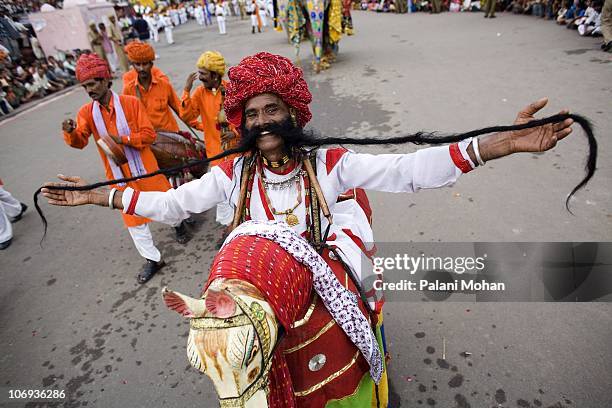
[1,11,611,408]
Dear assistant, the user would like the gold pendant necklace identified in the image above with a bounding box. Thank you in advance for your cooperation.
[259,164,302,227]
[285,211,299,227]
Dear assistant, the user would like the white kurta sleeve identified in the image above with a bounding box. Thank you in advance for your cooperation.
[331,140,473,194]
[121,165,231,225]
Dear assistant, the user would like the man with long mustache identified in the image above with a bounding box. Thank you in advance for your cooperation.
[45,52,575,407]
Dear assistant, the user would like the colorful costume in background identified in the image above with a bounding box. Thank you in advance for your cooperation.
[123,53,479,406]
[64,54,170,262]
[277,0,352,71]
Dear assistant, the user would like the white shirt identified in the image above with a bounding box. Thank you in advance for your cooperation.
[122,143,474,279]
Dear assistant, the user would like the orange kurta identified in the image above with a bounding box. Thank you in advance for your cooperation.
[122,66,169,85]
[63,94,171,227]
[180,80,239,166]
[122,67,181,132]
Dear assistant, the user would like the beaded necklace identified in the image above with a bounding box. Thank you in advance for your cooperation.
[241,155,314,240]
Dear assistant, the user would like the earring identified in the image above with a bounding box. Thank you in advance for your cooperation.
[290,110,298,127]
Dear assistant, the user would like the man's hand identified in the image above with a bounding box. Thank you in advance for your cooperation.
[184,72,198,93]
[477,98,574,162]
[509,97,573,153]
[41,175,94,207]
[62,119,76,133]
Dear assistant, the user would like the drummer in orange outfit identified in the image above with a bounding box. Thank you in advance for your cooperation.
[61,53,169,284]
[122,41,192,243]
[122,41,180,133]
[180,51,239,226]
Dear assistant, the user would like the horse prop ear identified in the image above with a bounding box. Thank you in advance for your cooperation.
[205,289,237,318]
[162,287,207,318]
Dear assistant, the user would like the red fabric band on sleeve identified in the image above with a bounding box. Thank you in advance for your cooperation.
[449,143,473,173]
[126,190,140,215]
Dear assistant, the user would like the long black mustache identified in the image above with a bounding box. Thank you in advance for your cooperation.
[34,112,597,242]
[240,117,305,151]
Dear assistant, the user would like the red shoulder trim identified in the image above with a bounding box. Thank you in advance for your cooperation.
[449,143,473,174]
[325,147,348,175]
[218,159,234,180]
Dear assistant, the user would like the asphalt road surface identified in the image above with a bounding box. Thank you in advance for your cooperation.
[1,11,611,408]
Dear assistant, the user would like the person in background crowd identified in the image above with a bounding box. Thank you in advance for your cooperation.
[162,12,175,45]
[87,22,107,63]
[99,23,118,74]
[133,13,151,42]
[107,15,130,72]
[0,179,27,250]
[601,0,612,51]
[215,1,228,35]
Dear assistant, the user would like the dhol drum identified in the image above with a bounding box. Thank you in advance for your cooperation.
[96,133,128,166]
[151,130,208,179]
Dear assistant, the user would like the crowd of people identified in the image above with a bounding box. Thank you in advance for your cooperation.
[127,0,276,38]
[506,0,607,45]
[360,0,611,51]
[0,51,79,115]
[2,0,609,118]
[0,1,83,116]
[0,0,286,118]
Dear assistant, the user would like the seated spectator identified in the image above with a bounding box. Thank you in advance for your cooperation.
[62,54,77,76]
[0,88,14,115]
[46,57,75,85]
[577,0,603,34]
[23,73,46,99]
[32,65,62,93]
[42,62,69,87]
[11,64,28,82]
[565,0,587,27]
[557,0,585,24]
[533,0,545,16]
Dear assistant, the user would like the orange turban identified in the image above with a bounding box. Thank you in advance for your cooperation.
[75,53,111,83]
[124,41,155,63]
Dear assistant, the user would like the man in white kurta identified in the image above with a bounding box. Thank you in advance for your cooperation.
[42,52,574,289]
[215,2,227,34]
[119,143,473,283]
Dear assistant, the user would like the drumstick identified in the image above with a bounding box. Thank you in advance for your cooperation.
[303,158,333,226]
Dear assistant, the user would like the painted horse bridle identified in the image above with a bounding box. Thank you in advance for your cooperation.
[189,289,283,408]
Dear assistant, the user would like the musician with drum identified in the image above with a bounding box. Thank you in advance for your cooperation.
[180,51,239,227]
[61,54,170,284]
[122,41,203,244]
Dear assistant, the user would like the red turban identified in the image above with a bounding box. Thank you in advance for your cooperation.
[75,53,111,83]
[124,41,155,63]
[224,52,312,129]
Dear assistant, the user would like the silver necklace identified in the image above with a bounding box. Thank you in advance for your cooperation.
[261,166,306,190]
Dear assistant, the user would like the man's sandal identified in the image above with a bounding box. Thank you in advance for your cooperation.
[137,259,165,284]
